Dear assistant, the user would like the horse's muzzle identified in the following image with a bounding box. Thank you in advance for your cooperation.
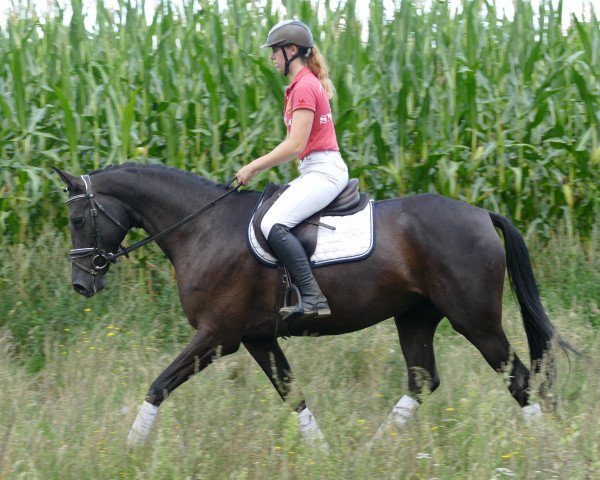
[72,273,105,297]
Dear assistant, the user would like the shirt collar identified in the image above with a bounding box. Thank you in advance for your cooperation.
[285,67,311,94]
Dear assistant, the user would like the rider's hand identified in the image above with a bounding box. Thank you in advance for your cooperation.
[236,162,258,186]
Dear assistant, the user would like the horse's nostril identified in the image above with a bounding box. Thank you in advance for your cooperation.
[73,283,94,298]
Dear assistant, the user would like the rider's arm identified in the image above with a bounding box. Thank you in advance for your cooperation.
[236,109,314,185]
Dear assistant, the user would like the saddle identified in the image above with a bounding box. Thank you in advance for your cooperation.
[252,178,369,259]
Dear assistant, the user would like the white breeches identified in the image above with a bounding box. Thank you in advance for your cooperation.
[260,150,349,239]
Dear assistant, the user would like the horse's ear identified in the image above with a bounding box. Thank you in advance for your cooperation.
[52,167,81,192]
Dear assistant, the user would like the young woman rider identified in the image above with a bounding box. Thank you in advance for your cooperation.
[235,19,348,323]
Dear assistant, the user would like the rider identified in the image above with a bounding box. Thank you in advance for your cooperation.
[236,19,349,322]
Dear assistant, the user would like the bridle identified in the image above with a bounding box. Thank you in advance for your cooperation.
[66,174,128,277]
[66,174,240,278]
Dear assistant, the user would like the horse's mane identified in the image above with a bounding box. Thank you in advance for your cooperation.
[89,162,230,191]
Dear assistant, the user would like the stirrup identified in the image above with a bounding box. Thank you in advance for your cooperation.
[280,284,331,321]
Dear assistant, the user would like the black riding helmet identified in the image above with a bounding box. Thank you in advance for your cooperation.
[262,19,314,76]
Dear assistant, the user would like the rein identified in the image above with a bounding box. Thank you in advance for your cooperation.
[67,174,240,277]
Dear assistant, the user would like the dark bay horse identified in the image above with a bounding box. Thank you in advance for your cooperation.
[54,163,565,446]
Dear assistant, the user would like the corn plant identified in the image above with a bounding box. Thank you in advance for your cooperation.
[0,0,598,245]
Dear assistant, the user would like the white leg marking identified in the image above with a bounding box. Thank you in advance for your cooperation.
[390,395,420,427]
[298,407,328,448]
[127,401,159,448]
[521,402,542,422]
[371,395,420,442]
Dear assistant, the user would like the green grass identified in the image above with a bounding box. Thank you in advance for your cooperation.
[0,300,598,478]
[0,233,598,478]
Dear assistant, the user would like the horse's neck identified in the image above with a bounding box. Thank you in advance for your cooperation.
[98,166,224,241]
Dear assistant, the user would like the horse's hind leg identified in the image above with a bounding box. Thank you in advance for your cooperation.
[378,302,443,430]
[445,299,533,410]
[452,318,531,407]
[243,338,326,443]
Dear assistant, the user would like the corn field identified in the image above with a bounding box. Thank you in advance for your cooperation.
[0,0,598,244]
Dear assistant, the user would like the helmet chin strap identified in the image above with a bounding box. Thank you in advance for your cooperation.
[281,46,305,76]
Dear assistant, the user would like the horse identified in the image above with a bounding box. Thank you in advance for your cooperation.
[54,163,566,447]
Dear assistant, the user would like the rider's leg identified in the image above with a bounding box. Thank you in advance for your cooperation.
[261,152,348,321]
[267,223,330,320]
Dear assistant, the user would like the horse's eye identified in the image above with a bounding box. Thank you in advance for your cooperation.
[71,217,84,228]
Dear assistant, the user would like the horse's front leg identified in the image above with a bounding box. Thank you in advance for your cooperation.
[127,326,241,447]
[243,338,327,445]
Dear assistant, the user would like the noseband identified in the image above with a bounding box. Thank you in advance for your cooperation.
[66,175,127,277]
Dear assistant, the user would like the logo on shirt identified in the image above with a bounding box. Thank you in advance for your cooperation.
[320,112,333,124]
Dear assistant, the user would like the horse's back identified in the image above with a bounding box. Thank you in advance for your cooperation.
[376,193,501,250]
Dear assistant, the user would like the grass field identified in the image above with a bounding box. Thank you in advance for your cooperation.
[0,234,598,479]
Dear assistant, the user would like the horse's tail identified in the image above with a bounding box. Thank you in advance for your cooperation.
[489,212,572,367]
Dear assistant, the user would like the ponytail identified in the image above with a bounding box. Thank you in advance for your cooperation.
[306,45,336,99]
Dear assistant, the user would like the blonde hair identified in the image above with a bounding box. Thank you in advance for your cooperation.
[306,46,336,99]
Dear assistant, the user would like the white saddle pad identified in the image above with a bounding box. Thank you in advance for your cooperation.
[248,200,375,267]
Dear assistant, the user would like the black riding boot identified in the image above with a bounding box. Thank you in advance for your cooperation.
[267,223,331,322]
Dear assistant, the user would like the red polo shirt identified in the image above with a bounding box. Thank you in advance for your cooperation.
[284,67,339,159]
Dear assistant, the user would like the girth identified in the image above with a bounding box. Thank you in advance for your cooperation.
[252,178,369,258]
